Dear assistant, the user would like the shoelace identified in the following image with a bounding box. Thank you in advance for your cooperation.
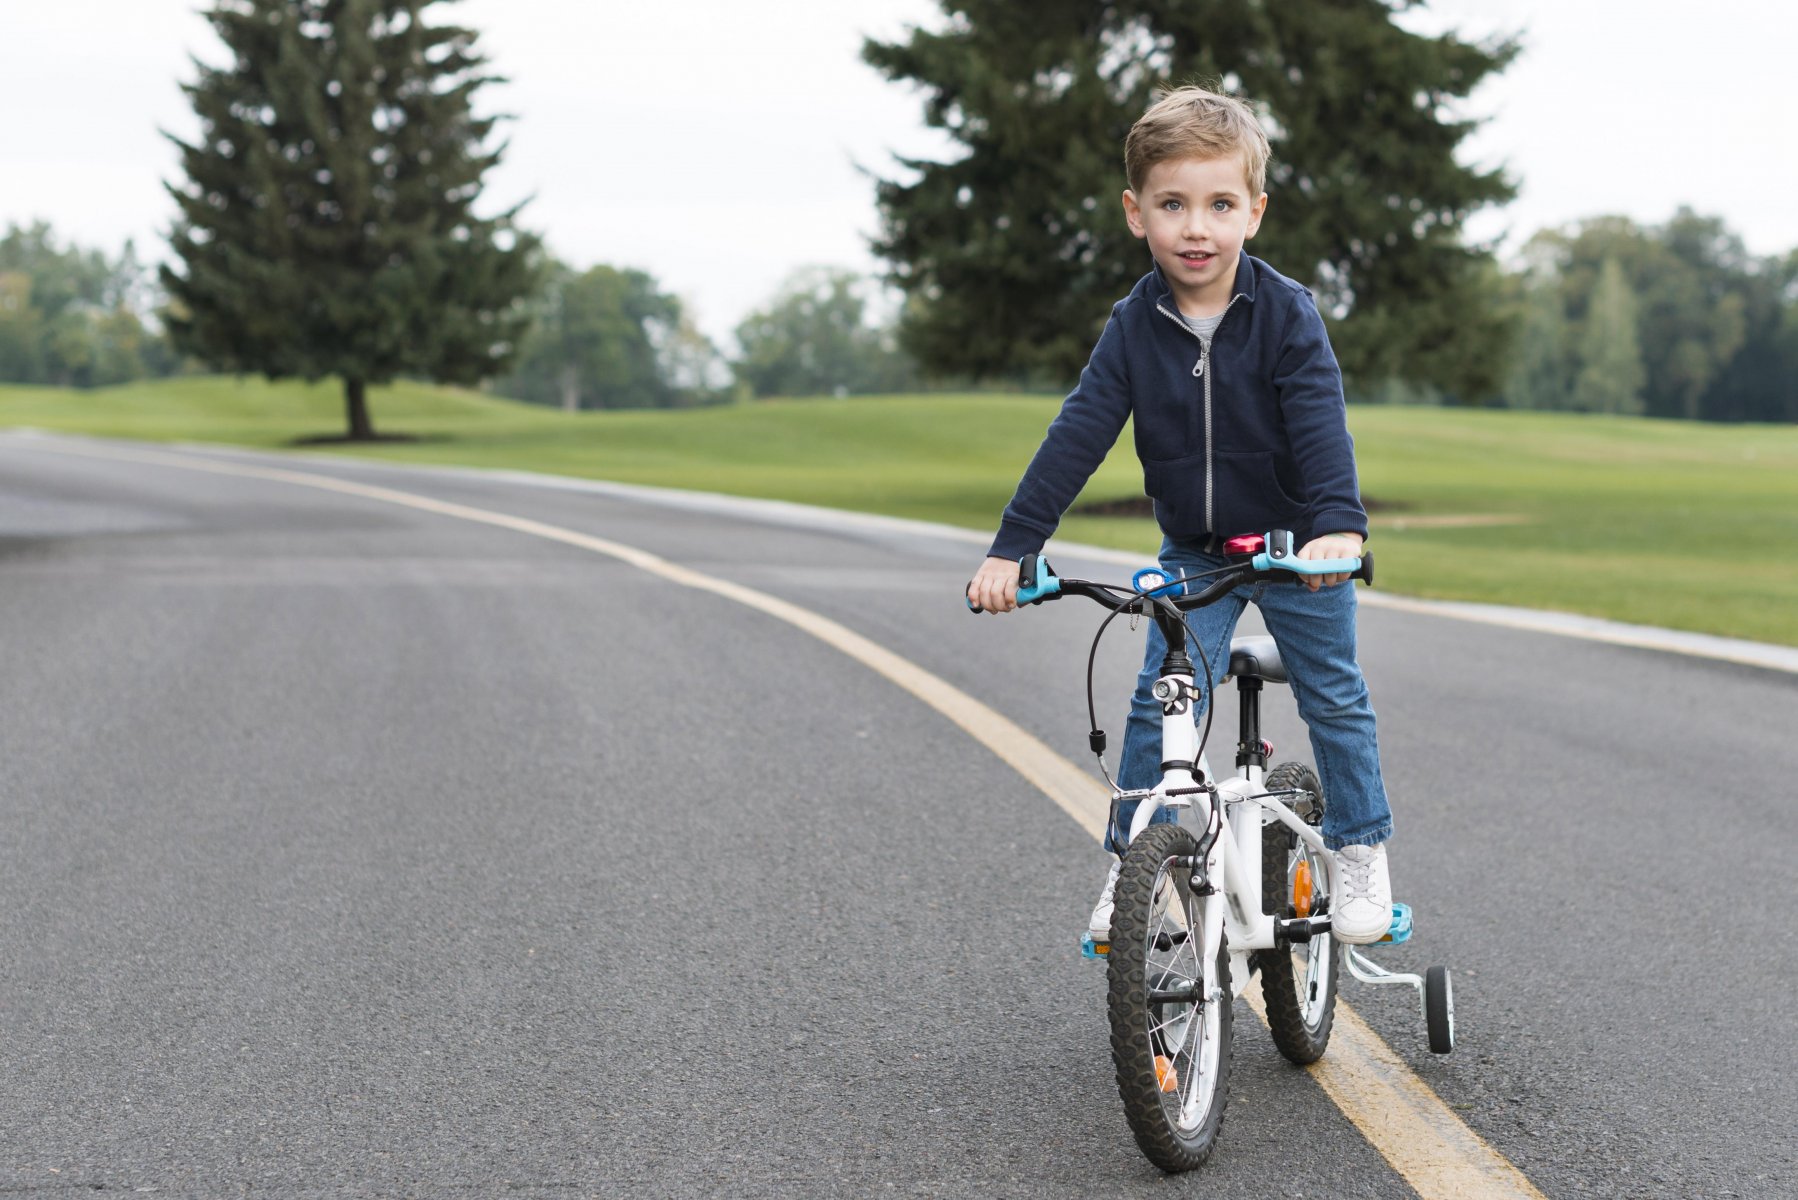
[1098,863,1120,905]
[1338,850,1379,903]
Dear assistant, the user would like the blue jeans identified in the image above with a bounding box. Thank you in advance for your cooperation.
[1109,537,1393,855]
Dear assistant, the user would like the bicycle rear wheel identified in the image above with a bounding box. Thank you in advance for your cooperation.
[1254,761,1340,1064]
[1105,823,1232,1172]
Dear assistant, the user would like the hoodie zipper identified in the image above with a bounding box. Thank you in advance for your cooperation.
[1156,293,1244,533]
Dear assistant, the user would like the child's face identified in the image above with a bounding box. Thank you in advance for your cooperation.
[1123,154,1268,314]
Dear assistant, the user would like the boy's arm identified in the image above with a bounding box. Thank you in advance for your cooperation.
[1271,291,1369,546]
[987,308,1134,562]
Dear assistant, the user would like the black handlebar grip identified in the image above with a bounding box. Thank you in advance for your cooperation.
[965,581,984,613]
[1356,552,1375,586]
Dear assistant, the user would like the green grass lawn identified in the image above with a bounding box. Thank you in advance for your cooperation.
[7,376,1798,647]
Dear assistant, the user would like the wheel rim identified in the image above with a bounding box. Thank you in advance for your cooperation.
[1143,859,1222,1134]
[1288,841,1335,1027]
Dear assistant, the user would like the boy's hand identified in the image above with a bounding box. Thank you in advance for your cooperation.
[1296,532,1365,591]
[968,556,1022,613]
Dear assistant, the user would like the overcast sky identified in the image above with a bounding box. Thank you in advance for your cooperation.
[5,1,1796,348]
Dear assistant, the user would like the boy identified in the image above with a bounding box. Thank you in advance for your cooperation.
[965,86,1394,945]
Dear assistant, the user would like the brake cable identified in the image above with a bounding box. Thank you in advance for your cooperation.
[1078,565,1240,788]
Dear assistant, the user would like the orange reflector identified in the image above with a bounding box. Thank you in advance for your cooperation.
[1154,1054,1179,1093]
[1293,860,1314,918]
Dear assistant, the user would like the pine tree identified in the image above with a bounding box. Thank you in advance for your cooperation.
[161,0,539,439]
[863,0,1517,395]
[1570,256,1645,415]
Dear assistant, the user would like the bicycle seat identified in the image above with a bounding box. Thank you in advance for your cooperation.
[1228,636,1288,684]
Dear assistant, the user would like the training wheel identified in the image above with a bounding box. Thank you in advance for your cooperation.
[1424,965,1454,1054]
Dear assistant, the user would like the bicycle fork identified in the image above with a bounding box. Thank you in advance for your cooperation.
[1120,658,1348,998]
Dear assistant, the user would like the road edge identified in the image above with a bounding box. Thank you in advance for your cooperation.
[332,451,1798,676]
[11,428,1797,676]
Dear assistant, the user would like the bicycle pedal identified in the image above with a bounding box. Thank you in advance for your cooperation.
[1080,932,1110,959]
[1379,902,1414,944]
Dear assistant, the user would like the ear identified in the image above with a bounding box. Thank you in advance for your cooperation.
[1244,192,1269,240]
[1122,189,1147,239]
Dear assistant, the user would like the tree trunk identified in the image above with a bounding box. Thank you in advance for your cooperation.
[344,376,376,440]
[559,364,580,413]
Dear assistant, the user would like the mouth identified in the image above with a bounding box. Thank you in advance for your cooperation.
[1177,250,1215,268]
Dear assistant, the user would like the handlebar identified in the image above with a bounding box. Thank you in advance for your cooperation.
[965,529,1373,614]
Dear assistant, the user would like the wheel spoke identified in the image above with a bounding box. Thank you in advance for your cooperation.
[1147,1005,1193,1038]
[1176,987,1218,1128]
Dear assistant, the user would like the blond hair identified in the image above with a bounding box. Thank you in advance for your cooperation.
[1124,85,1270,197]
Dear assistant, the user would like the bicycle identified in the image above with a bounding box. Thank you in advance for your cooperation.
[971,529,1454,1172]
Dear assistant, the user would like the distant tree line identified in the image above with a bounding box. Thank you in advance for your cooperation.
[0,222,185,387]
[8,210,1795,423]
[1497,210,1798,422]
[0,217,920,408]
[498,262,696,411]
[492,261,919,409]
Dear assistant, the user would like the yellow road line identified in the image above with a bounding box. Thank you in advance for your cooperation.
[31,439,1545,1199]
[1241,980,1545,1197]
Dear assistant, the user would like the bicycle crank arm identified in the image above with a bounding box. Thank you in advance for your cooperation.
[1273,915,1332,942]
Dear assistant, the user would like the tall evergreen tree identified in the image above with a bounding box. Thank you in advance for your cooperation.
[863,0,1517,395]
[162,0,539,439]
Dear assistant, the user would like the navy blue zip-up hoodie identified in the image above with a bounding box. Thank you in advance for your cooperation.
[988,250,1368,561]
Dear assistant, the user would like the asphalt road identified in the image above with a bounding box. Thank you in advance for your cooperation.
[2,432,1793,1198]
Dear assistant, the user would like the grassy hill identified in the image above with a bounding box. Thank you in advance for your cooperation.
[6,376,1798,647]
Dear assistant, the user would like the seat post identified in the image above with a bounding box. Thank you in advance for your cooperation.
[1235,675,1266,771]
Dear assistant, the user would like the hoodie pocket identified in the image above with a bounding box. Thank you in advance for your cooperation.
[1212,449,1306,537]
[1139,452,1209,535]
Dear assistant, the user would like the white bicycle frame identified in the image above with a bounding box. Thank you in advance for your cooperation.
[1119,656,1422,1003]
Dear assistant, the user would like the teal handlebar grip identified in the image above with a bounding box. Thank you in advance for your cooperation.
[1017,553,1062,604]
[1249,531,1368,579]
[1251,551,1362,575]
[964,554,1064,612]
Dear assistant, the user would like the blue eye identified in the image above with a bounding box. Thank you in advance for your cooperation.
[1163,199,1182,212]
[1213,200,1233,212]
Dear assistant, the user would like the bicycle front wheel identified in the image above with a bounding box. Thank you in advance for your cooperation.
[1105,823,1232,1172]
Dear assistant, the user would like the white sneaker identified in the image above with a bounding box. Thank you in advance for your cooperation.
[1332,843,1392,944]
[1087,859,1123,943]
